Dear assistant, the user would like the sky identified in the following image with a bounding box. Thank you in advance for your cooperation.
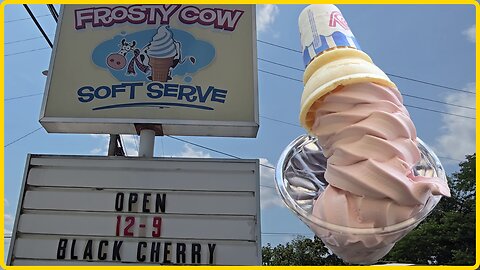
[3,4,476,263]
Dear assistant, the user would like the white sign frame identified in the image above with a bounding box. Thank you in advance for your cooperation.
[7,154,261,265]
[39,5,259,138]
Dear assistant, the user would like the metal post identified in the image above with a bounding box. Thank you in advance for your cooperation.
[107,134,117,156]
[138,129,155,158]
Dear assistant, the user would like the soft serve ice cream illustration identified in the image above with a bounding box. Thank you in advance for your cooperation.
[278,4,452,264]
[148,25,180,82]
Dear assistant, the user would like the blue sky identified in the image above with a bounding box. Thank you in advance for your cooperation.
[3,4,476,259]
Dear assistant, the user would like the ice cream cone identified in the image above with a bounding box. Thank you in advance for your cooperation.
[149,56,174,82]
[298,5,396,132]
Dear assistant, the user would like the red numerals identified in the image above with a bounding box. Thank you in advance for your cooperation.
[124,216,135,236]
[152,216,162,237]
[115,216,162,237]
[115,215,135,237]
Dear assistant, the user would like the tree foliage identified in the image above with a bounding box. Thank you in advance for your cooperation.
[384,154,476,265]
[263,154,476,265]
[262,236,345,266]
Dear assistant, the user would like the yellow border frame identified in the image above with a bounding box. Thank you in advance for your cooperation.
[0,1,478,269]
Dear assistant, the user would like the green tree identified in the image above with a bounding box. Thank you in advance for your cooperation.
[262,236,345,266]
[383,154,475,265]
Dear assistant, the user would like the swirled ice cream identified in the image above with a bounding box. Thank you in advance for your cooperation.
[309,82,451,263]
[294,4,451,264]
[148,25,177,82]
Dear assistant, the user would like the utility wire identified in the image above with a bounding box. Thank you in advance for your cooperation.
[258,58,475,111]
[402,93,475,110]
[7,37,474,99]
[5,92,43,101]
[6,53,473,113]
[258,39,301,53]
[261,116,302,128]
[167,135,244,160]
[5,47,50,57]
[23,5,53,48]
[4,14,50,23]
[257,39,475,95]
[260,116,465,163]
[404,104,474,120]
[258,69,475,120]
[166,136,276,188]
[5,36,45,45]
[5,42,474,112]
[4,127,43,148]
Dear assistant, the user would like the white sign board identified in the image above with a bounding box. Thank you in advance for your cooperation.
[40,4,258,137]
[8,155,261,265]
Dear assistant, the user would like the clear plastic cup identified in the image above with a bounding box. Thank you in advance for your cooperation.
[275,135,447,265]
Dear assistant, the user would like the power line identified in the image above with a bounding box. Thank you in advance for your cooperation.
[166,136,276,189]
[258,58,475,111]
[258,69,475,120]
[6,52,472,112]
[261,116,302,128]
[257,39,475,94]
[167,135,243,160]
[258,39,302,53]
[402,93,475,110]
[5,47,50,57]
[4,14,50,23]
[5,92,43,101]
[259,57,304,72]
[23,4,53,48]
[260,116,465,163]
[5,36,45,45]
[386,73,475,95]
[5,127,43,148]
[259,68,302,82]
[5,44,474,112]
[404,104,474,120]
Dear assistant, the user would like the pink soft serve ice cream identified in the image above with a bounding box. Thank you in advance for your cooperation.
[295,4,451,264]
[309,83,450,262]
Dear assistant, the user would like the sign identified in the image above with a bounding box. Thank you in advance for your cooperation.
[40,5,258,137]
[7,155,261,265]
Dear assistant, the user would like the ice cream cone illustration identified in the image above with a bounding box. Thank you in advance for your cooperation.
[147,25,178,82]
[149,56,174,82]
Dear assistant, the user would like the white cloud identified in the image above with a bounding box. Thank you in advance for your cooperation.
[434,83,476,163]
[256,5,279,35]
[259,158,284,209]
[174,144,211,158]
[121,135,139,156]
[5,213,14,236]
[171,145,283,209]
[89,134,109,155]
[90,147,104,155]
[462,24,475,43]
[89,134,139,156]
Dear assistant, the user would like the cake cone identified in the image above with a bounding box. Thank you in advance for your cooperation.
[298,5,396,132]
